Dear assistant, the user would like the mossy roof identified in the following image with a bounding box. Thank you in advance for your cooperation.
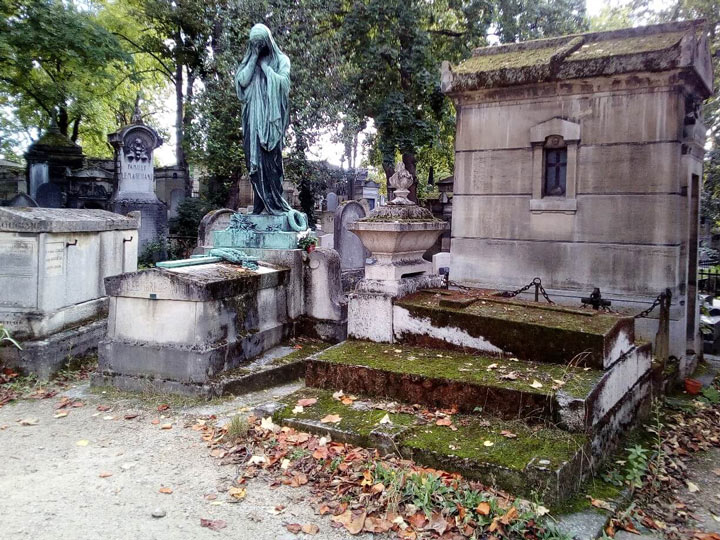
[315,341,602,399]
[444,20,711,94]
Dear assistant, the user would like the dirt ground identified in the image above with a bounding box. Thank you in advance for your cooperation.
[0,381,371,540]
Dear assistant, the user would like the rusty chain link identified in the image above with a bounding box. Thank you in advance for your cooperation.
[498,277,554,304]
[634,289,671,319]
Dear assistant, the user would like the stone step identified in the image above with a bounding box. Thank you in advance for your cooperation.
[394,289,635,369]
[271,387,591,504]
[305,340,651,431]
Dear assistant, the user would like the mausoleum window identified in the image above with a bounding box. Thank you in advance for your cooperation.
[543,137,567,197]
[529,118,580,214]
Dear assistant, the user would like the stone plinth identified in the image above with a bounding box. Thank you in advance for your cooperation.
[213,212,307,250]
[0,207,138,377]
[94,262,292,394]
[346,190,448,343]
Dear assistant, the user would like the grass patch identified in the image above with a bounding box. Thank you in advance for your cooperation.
[269,340,333,366]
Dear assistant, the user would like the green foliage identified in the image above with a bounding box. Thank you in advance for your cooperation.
[0,0,132,149]
[137,239,168,268]
[168,197,213,237]
[0,324,22,350]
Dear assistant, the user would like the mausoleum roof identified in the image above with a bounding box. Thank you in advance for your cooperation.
[0,207,138,233]
[441,20,713,96]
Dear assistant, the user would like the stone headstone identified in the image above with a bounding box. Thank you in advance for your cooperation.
[8,193,38,207]
[28,162,48,199]
[195,208,234,254]
[108,111,167,255]
[334,201,366,271]
[35,182,63,208]
[326,192,338,212]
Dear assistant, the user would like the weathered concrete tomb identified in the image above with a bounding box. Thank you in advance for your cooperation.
[0,207,138,377]
[440,20,713,373]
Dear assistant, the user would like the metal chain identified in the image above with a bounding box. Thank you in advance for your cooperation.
[499,277,554,304]
[537,280,555,304]
[498,280,535,298]
[634,290,668,319]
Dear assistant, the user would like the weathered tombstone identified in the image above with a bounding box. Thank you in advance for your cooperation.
[0,207,138,378]
[194,208,234,254]
[326,192,338,212]
[8,193,38,207]
[35,182,64,208]
[28,163,48,199]
[334,201,366,290]
[108,106,167,256]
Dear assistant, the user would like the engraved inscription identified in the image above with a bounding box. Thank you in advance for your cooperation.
[0,239,36,276]
[45,242,65,277]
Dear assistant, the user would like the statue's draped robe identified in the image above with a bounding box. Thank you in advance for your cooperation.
[235,37,292,215]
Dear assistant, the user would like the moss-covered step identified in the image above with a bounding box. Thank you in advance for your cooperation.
[401,417,590,504]
[273,387,418,454]
[306,341,607,429]
[271,387,590,503]
[306,341,653,432]
[206,340,333,396]
[394,290,635,369]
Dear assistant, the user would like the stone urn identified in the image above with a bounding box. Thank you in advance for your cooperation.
[347,162,448,281]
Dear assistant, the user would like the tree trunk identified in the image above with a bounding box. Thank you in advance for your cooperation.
[174,38,185,173]
[402,152,418,203]
[382,162,395,201]
[70,116,81,143]
[182,69,196,197]
[58,106,69,136]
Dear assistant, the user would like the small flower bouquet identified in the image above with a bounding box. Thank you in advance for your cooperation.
[297,230,318,252]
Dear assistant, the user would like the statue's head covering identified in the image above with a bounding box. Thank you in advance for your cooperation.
[239,24,286,79]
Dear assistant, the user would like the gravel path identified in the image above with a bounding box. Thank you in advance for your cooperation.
[0,381,370,540]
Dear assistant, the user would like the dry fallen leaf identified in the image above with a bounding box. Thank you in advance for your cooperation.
[320,414,341,424]
[260,417,279,432]
[291,405,304,414]
[500,430,517,439]
[500,372,518,380]
[435,417,452,426]
[483,440,494,447]
[301,523,320,535]
[18,418,39,426]
[476,502,491,515]
[200,518,227,531]
[333,509,367,535]
[159,487,173,494]
[286,523,302,534]
[332,390,344,400]
[160,423,172,430]
[99,471,113,478]
[687,480,700,493]
[54,411,68,419]
[228,486,246,500]
[530,380,543,389]
[76,439,89,447]
[378,414,391,425]
[588,496,613,511]
[297,398,317,407]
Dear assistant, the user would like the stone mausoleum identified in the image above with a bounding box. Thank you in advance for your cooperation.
[441,20,713,368]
